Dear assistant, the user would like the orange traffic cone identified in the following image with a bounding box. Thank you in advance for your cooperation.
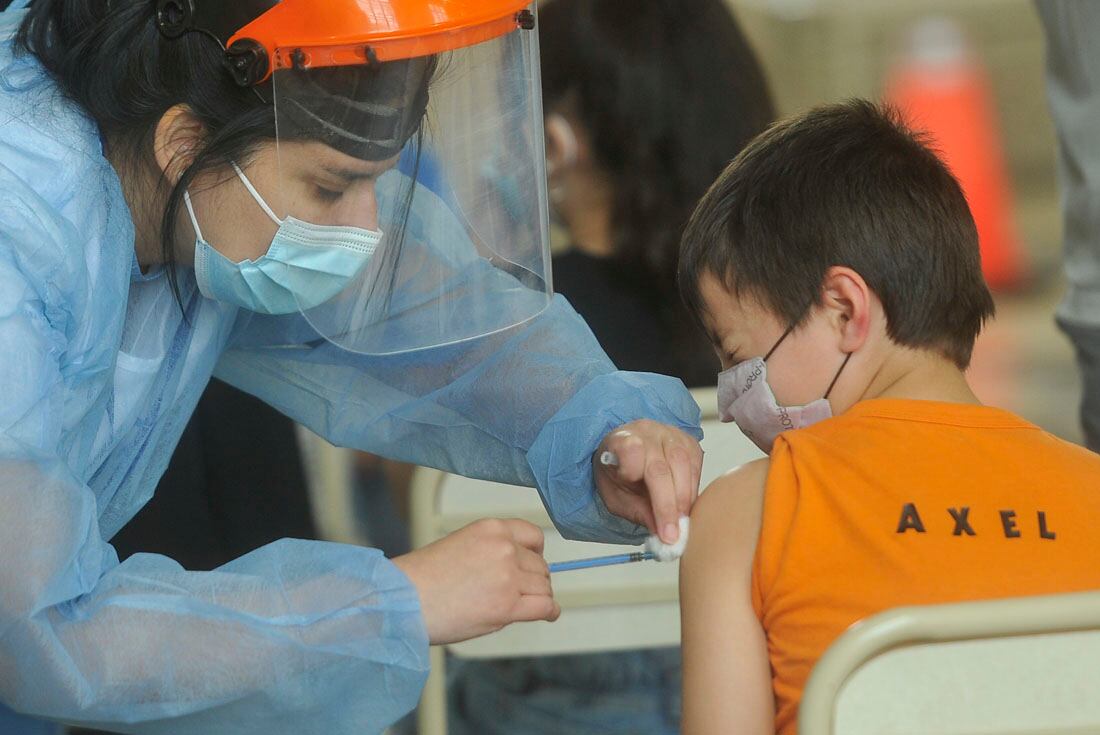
[884,17,1029,291]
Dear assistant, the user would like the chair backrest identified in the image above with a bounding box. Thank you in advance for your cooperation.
[799,590,1100,735]
[295,425,366,545]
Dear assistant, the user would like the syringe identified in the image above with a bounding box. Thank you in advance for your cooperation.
[549,550,654,573]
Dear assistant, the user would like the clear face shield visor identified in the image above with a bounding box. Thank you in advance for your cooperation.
[257,4,551,355]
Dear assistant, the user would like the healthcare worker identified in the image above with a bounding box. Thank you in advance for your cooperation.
[0,1,704,733]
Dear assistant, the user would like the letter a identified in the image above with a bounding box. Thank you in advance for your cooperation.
[897,503,926,534]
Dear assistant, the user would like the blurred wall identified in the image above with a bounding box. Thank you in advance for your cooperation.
[729,0,1061,270]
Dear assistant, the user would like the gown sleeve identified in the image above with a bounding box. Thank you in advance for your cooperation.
[0,202,430,735]
[217,291,703,545]
[216,176,703,544]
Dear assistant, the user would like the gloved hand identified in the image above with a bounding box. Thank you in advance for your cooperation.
[393,518,558,645]
[596,420,704,544]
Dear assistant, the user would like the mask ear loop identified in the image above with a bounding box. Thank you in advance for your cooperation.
[232,162,283,226]
[183,191,205,242]
[824,352,853,399]
[764,318,852,398]
[764,322,799,362]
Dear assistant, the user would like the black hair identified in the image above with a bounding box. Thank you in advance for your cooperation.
[16,0,428,313]
[16,0,278,306]
[538,0,775,376]
[679,99,996,369]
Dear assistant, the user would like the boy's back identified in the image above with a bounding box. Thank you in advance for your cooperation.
[752,398,1100,734]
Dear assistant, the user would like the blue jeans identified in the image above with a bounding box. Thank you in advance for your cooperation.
[446,649,681,735]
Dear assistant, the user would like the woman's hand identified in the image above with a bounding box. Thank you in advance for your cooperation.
[392,518,559,645]
[596,420,704,543]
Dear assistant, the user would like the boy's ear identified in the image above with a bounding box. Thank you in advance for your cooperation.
[154,104,206,184]
[820,266,872,353]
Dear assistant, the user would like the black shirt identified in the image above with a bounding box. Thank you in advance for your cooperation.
[552,249,717,389]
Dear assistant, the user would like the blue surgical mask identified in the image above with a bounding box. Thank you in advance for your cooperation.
[186,163,382,315]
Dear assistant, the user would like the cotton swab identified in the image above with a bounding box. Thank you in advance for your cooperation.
[557,450,690,573]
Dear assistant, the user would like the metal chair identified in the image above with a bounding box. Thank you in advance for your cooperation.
[799,590,1100,735]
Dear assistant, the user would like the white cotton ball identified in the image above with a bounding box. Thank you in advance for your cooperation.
[644,516,690,562]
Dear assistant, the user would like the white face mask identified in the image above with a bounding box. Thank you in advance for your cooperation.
[716,323,851,454]
[186,163,382,315]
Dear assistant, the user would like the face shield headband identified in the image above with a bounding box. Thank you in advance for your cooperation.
[275,56,435,162]
[155,0,435,162]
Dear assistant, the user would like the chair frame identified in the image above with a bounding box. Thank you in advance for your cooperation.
[799,590,1100,735]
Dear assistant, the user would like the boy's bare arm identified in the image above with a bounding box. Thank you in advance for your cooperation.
[680,458,774,735]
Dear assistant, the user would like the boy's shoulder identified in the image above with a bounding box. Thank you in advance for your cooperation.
[685,458,771,574]
[697,458,771,512]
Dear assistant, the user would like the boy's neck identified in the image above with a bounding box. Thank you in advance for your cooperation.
[855,348,982,407]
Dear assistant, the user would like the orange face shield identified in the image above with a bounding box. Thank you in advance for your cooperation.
[156,0,533,85]
[157,0,554,355]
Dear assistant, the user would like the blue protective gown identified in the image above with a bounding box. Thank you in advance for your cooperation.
[0,9,701,735]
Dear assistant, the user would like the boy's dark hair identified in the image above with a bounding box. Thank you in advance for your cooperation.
[678,99,995,369]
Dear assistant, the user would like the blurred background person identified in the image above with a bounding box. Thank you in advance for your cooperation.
[444,1,774,733]
[542,0,773,386]
[1036,0,1100,453]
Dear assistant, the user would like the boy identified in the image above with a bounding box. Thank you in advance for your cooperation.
[676,100,1100,735]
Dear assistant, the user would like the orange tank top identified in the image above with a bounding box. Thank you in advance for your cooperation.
[750,399,1100,735]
